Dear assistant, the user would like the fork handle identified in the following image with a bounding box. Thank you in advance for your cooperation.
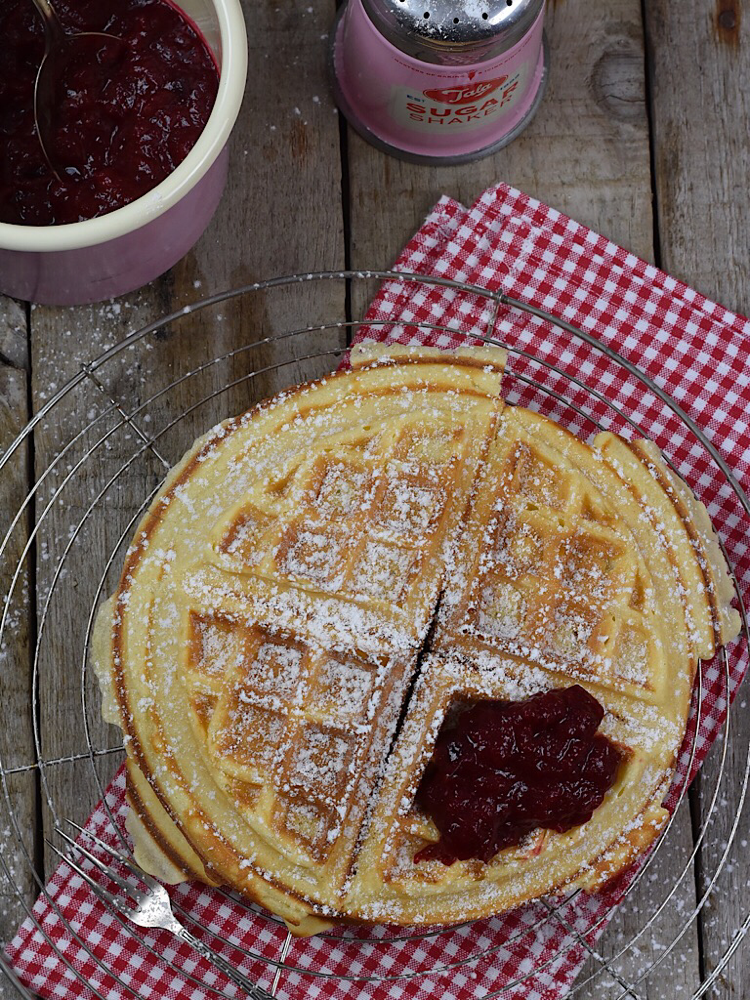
[178,929,276,999]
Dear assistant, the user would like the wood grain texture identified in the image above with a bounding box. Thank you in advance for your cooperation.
[646,0,750,314]
[646,0,750,995]
[0,300,38,997]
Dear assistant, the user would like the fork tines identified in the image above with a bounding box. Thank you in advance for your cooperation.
[46,821,151,913]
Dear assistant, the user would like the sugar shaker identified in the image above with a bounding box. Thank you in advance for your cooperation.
[331,0,548,163]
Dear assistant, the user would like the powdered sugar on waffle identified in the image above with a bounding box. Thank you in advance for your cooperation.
[7,183,749,1000]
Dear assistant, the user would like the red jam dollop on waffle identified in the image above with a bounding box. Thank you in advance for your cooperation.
[415,686,624,865]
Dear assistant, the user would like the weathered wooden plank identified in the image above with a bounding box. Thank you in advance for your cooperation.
[646,0,750,995]
[646,0,750,315]
[344,2,701,997]
[0,299,39,995]
[28,0,346,905]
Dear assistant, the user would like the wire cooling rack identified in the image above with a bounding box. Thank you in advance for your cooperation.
[0,271,748,1000]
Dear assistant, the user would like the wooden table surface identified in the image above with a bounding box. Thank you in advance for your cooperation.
[1,1,749,998]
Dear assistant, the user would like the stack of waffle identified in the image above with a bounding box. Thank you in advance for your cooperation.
[93,345,739,935]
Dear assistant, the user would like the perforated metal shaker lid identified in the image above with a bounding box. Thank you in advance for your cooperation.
[362,0,545,64]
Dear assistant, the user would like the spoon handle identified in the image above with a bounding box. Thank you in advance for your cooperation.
[29,0,65,40]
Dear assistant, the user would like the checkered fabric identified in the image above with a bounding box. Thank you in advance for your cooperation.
[6,183,749,1000]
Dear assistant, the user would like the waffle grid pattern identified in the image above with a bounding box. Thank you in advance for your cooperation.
[209,420,464,616]
[440,423,663,699]
[6,182,750,1000]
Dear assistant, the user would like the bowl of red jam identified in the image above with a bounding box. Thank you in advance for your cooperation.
[0,0,247,305]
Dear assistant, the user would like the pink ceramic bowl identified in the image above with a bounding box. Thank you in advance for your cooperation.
[0,0,247,307]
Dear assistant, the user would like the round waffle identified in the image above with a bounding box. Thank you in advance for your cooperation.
[93,345,740,935]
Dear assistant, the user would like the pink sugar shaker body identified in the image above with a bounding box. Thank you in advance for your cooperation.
[331,0,548,164]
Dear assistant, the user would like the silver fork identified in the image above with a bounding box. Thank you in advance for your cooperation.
[48,823,277,1000]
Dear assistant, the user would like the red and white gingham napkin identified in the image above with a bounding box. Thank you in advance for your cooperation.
[6,183,750,1000]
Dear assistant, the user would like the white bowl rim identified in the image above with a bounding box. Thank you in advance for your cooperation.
[0,0,248,254]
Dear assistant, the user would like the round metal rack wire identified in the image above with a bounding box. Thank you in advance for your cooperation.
[0,271,748,1000]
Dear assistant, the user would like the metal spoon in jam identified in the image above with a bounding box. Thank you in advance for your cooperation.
[31,0,124,181]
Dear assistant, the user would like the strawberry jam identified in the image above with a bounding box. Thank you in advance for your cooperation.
[0,0,219,226]
[415,685,623,865]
